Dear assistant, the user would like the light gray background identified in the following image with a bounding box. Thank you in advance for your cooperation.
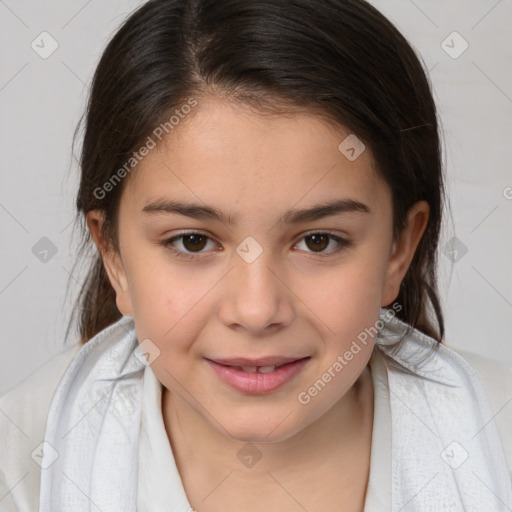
[1,0,511,395]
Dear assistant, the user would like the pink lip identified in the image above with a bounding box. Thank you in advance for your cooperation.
[210,355,306,367]
[205,357,310,395]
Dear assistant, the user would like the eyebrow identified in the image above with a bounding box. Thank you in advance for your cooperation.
[141,198,371,225]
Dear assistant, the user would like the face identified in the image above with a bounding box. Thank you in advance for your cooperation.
[88,95,428,443]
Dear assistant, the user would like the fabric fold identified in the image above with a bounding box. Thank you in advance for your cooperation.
[38,316,145,512]
[377,314,512,511]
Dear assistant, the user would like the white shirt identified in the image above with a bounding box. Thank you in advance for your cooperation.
[1,331,511,511]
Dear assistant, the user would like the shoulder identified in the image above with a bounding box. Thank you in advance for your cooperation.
[376,311,512,483]
[0,342,81,511]
[444,344,512,478]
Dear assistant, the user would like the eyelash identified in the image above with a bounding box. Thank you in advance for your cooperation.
[161,230,352,261]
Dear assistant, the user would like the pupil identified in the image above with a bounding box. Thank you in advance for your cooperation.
[308,234,328,252]
[184,234,206,251]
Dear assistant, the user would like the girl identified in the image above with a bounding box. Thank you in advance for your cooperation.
[1,0,511,511]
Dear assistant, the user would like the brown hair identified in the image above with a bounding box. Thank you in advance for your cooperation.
[65,0,448,347]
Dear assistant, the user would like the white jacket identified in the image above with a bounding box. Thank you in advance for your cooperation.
[1,313,511,511]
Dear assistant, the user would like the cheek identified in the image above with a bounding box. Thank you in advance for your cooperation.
[297,255,386,339]
[124,246,200,321]
[125,257,218,352]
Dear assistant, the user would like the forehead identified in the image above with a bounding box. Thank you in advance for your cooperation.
[123,96,390,218]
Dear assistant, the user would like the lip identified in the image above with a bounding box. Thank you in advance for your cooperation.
[209,355,306,367]
[205,356,310,395]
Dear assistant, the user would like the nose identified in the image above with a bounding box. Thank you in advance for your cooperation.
[218,244,295,337]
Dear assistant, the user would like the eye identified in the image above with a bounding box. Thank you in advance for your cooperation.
[161,231,218,260]
[161,230,351,260]
[294,231,351,255]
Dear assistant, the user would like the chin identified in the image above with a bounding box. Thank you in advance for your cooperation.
[228,428,295,444]
[216,412,306,444]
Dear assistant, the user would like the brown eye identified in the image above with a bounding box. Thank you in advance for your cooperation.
[181,234,208,252]
[162,232,217,259]
[295,232,351,256]
[304,234,329,252]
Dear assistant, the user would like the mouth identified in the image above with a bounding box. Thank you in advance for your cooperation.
[205,356,311,394]
[212,360,303,373]
[207,355,309,369]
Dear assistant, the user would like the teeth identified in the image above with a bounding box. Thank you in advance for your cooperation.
[257,365,276,373]
[237,365,277,373]
[241,366,258,373]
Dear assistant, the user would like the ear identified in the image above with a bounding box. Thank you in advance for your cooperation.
[86,210,134,316]
[381,200,430,307]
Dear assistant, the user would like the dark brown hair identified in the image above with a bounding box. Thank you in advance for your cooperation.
[65,0,448,347]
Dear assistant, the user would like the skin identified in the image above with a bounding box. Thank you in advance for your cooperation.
[87,95,429,511]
